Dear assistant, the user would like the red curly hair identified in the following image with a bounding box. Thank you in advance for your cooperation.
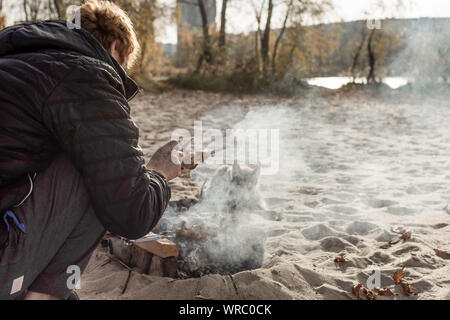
[79,0,140,68]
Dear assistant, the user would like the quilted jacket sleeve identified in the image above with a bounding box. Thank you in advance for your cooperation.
[42,61,171,239]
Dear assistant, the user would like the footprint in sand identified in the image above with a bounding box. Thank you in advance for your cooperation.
[366,199,398,209]
[297,187,322,195]
[320,237,356,253]
[432,223,448,229]
[375,230,395,242]
[406,183,442,195]
[301,224,341,241]
[387,206,416,216]
[392,245,421,256]
[345,221,379,236]
[369,251,393,264]
[326,205,358,215]
[401,255,440,269]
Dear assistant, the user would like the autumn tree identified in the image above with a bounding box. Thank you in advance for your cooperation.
[195,0,214,71]
[21,0,69,22]
[110,0,164,75]
[350,1,407,84]
[0,0,5,30]
[350,22,368,80]
[22,0,43,21]
[48,0,74,20]
[255,0,332,79]
[270,0,293,75]
[349,20,404,84]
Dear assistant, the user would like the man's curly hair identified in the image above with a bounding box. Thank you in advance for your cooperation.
[80,0,140,68]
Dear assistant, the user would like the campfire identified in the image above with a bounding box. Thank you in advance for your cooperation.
[106,210,266,279]
[107,161,267,279]
[159,208,266,278]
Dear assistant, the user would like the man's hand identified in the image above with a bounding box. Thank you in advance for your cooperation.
[146,141,183,181]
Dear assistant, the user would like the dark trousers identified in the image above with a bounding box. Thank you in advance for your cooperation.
[0,154,105,299]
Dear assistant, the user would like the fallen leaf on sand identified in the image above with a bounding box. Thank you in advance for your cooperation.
[401,283,418,296]
[434,249,450,259]
[353,284,393,300]
[393,267,405,285]
[401,232,412,242]
[362,287,377,300]
[389,237,402,245]
[353,283,362,298]
[381,229,412,249]
[334,256,347,263]
[374,288,394,296]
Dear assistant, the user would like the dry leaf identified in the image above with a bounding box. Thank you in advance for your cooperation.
[389,237,402,245]
[334,256,347,263]
[434,249,450,259]
[353,283,362,298]
[374,288,394,296]
[401,282,418,296]
[401,232,412,242]
[362,287,377,300]
[380,243,391,249]
[393,267,405,285]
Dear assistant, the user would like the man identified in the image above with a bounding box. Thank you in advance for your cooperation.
[0,0,181,300]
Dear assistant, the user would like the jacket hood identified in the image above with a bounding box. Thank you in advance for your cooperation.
[0,20,138,101]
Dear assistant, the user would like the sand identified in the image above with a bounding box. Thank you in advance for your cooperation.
[77,88,450,300]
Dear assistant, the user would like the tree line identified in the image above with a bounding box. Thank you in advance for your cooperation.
[1,0,447,92]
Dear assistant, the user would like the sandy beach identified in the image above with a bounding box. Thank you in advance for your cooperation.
[77,88,450,300]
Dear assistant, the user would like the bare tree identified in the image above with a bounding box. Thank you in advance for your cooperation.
[195,0,214,72]
[271,0,293,75]
[269,0,332,78]
[23,0,43,21]
[350,23,368,81]
[260,0,273,76]
[52,0,63,19]
[251,0,266,72]
[366,28,376,83]
[218,0,228,49]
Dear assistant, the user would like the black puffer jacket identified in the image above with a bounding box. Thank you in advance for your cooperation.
[0,20,170,239]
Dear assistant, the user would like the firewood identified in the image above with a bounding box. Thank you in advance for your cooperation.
[130,245,153,272]
[136,237,179,258]
[148,255,164,277]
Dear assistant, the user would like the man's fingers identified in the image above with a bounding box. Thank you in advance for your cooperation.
[171,149,183,165]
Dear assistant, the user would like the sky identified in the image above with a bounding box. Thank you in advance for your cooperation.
[156,0,450,43]
[3,0,450,44]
